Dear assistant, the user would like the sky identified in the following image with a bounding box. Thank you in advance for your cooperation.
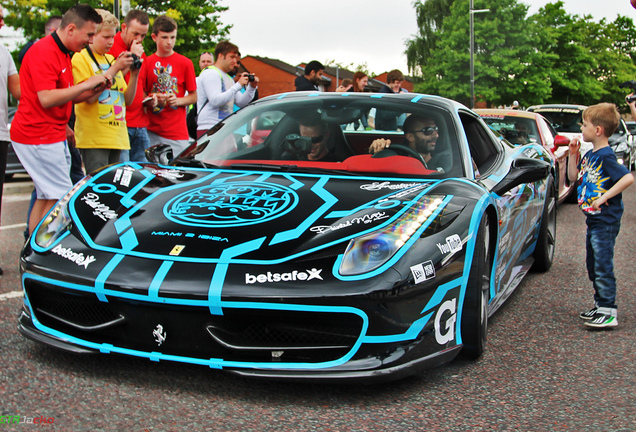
[0,0,632,72]
[220,0,634,76]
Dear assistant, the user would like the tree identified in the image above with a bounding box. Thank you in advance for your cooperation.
[407,0,551,107]
[405,0,636,108]
[405,0,453,76]
[2,0,231,67]
[529,2,605,104]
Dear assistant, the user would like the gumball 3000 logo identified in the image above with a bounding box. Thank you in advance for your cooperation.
[165,182,298,227]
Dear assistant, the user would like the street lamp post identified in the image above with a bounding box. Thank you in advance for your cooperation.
[469,0,489,109]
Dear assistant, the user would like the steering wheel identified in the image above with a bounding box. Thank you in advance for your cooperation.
[371,144,427,167]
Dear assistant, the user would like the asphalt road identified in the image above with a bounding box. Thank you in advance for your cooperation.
[1,175,635,431]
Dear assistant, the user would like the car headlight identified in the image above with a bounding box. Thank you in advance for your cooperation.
[34,177,90,248]
[339,195,447,276]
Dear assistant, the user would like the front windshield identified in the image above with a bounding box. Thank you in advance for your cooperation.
[529,108,583,134]
[480,115,539,145]
[181,96,464,178]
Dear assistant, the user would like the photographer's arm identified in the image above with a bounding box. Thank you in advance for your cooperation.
[123,68,140,106]
[202,70,238,108]
[627,94,636,121]
[119,41,144,78]
[8,73,20,100]
[39,75,109,108]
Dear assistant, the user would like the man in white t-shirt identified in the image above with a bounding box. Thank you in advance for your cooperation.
[0,5,21,275]
[195,40,258,138]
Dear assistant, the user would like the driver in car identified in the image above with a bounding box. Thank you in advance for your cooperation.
[509,121,530,145]
[368,114,448,172]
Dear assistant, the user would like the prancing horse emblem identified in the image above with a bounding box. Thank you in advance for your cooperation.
[153,324,167,346]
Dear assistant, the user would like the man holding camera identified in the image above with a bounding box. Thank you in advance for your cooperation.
[196,40,258,139]
[72,8,142,173]
[108,9,151,162]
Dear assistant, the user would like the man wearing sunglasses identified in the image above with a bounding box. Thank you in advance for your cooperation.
[369,114,447,172]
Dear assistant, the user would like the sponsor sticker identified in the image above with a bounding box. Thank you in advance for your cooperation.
[120,167,133,187]
[51,244,96,269]
[151,169,184,180]
[523,148,537,158]
[169,245,185,256]
[436,234,462,255]
[434,299,457,345]
[410,260,436,284]
[81,192,117,221]
[310,211,388,234]
[245,268,323,284]
[113,166,134,186]
[166,182,297,227]
[360,181,420,191]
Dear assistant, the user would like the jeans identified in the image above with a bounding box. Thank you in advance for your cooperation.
[121,127,151,163]
[585,221,621,309]
[69,144,85,184]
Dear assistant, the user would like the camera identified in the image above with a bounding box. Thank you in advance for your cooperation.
[130,54,143,71]
[619,80,636,103]
[619,80,636,90]
[247,74,255,82]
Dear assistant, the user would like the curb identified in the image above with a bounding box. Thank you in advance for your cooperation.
[3,174,34,196]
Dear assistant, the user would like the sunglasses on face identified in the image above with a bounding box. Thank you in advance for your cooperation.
[410,126,439,136]
[309,135,324,143]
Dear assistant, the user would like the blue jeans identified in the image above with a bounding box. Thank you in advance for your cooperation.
[585,221,621,309]
[121,127,151,163]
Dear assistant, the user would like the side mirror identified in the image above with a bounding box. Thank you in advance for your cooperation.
[553,135,570,147]
[145,144,173,165]
[492,157,550,196]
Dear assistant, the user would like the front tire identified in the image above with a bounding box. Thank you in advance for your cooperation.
[532,176,557,272]
[461,214,491,359]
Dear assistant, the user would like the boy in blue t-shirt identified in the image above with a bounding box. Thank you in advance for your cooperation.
[567,103,634,328]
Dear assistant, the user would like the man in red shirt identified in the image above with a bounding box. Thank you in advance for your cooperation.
[11,4,110,234]
[108,9,151,162]
[139,15,197,158]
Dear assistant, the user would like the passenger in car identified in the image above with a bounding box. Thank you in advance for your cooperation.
[283,115,340,162]
[368,114,450,172]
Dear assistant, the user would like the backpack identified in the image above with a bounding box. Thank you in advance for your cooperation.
[187,66,225,140]
[186,100,207,140]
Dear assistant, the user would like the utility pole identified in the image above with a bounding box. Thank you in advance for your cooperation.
[469,0,489,109]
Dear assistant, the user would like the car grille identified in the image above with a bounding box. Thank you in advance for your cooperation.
[25,280,364,364]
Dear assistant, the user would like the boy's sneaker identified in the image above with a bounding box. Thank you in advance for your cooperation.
[579,307,598,320]
[584,307,618,329]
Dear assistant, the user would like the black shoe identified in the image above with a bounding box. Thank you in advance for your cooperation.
[0,266,3,275]
[579,307,598,320]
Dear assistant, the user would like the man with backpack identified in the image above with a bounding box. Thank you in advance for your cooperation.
[195,40,258,139]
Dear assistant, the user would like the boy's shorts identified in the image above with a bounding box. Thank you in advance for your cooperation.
[12,140,73,200]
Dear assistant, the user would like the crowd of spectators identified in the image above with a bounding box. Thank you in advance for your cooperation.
[4,4,408,271]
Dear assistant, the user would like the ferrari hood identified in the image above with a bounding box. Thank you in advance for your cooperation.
[62,163,441,262]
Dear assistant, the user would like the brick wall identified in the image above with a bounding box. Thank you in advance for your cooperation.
[240,57,297,98]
